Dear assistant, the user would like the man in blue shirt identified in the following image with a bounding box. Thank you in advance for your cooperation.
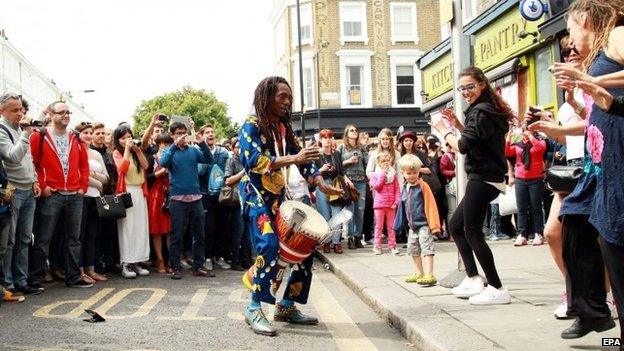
[160,122,214,279]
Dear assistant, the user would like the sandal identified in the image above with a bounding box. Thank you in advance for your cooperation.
[86,270,108,282]
[156,260,166,274]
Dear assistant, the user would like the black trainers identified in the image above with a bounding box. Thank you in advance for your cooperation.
[29,282,45,292]
[68,279,93,288]
[171,268,183,280]
[15,284,43,295]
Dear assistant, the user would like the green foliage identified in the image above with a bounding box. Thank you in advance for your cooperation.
[131,86,238,138]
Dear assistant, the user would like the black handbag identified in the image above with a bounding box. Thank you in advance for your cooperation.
[219,185,240,207]
[545,166,583,194]
[95,195,127,219]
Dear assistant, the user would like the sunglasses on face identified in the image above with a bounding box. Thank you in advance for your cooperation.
[53,110,72,116]
[456,83,479,92]
[562,47,579,58]
[349,128,357,132]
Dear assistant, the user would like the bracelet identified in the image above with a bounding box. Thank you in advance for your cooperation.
[444,131,454,140]
[574,104,584,116]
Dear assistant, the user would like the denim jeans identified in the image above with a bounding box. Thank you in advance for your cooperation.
[30,193,83,285]
[315,179,342,244]
[347,180,366,238]
[1,188,36,287]
[515,178,545,236]
[169,199,205,270]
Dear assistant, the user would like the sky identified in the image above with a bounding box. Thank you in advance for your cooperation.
[0,0,275,127]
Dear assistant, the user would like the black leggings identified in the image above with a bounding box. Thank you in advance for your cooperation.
[449,179,503,289]
[599,237,623,339]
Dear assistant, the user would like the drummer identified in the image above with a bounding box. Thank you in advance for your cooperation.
[239,76,342,336]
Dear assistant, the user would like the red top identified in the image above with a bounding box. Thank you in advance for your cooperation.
[505,138,547,180]
[30,129,89,192]
[439,152,456,181]
[113,150,148,197]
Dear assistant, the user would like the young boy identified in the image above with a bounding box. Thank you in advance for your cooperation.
[393,154,441,286]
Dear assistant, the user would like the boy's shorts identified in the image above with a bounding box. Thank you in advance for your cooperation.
[407,226,435,256]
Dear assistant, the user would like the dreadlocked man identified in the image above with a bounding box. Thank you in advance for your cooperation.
[238,76,341,336]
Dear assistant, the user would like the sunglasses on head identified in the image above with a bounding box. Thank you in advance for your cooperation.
[80,121,92,127]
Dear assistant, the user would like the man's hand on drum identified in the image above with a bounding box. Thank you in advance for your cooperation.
[294,146,321,164]
[314,175,343,196]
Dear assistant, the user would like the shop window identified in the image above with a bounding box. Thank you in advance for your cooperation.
[535,46,555,108]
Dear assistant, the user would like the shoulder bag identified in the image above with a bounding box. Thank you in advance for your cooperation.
[96,195,127,219]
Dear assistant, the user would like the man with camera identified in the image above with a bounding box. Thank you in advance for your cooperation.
[0,94,42,298]
[159,121,214,279]
[29,101,91,290]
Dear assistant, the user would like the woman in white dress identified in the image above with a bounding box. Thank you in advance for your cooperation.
[112,125,150,279]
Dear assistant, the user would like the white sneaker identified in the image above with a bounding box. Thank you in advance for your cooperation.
[469,285,511,305]
[122,264,137,279]
[554,292,568,319]
[514,235,528,246]
[361,239,369,247]
[607,292,619,319]
[532,234,544,246]
[452,276,485,298]
[390,248,401,256]
[132,264,150,276]
[204,258,214,271]
[215,257,231,270]
[373,248,382,255]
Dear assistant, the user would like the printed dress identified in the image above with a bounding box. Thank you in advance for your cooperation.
[238,115,319,305]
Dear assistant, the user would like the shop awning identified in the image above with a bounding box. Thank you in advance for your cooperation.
[538,11,568,39]
[421,90,453,114]
[486,57,520,81]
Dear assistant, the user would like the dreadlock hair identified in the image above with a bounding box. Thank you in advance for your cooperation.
[567,0,624,70]
[459,66,514,122]
[252,76,300,152]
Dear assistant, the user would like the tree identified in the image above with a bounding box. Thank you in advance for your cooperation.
[131,86,238,138]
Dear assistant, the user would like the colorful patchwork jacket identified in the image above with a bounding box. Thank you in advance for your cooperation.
[238,115,319,216]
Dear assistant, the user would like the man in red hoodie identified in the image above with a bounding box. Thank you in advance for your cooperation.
[28,101,91,290]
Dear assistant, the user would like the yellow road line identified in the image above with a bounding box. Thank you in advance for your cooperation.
[310,276,378,351]
[157,288,215,321]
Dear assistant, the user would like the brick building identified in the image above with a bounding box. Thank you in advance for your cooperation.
[270,0,441,138]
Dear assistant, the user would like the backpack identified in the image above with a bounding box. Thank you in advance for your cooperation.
[208,164,225,196]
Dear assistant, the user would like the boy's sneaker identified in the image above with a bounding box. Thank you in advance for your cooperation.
[405,274,424,283]
[390,248,401,256]
[132,264,150,276]
[469,285,511,305]
[532,234,544,246]
[452,276,485,298]
[122,264,137,279]
[513,235,528,246]
[554,292,569,319]
[417,275,437,286]
[373,248,382,255]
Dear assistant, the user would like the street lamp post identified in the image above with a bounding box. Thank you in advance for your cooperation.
[315,41,330,130]
[295,0,306,142]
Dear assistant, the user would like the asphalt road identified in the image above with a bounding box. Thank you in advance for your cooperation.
[1,264,412,351]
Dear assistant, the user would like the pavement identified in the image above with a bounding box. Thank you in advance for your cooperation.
[0,266,411,351]
[317,239,621,351]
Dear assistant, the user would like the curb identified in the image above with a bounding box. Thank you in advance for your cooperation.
[315,251,502,351]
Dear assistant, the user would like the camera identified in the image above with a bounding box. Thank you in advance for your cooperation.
[133,139,142,147]
[157,114,169,122]
[19,119,43,128]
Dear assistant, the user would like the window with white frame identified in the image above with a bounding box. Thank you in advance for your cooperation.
[337,50,373,108]
[339,2,368,44]
[388,50,422,107]
[346,65,364,106]
[290,3,313,47]
[303,66,314,109]
[390,3,418,44]
[462,0,477,24]
[396,66,415,105]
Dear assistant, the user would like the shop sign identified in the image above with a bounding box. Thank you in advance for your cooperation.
[473,9,544,71]
[421,51,452,101]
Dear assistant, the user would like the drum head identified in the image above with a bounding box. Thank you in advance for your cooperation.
[279,200,330,239]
